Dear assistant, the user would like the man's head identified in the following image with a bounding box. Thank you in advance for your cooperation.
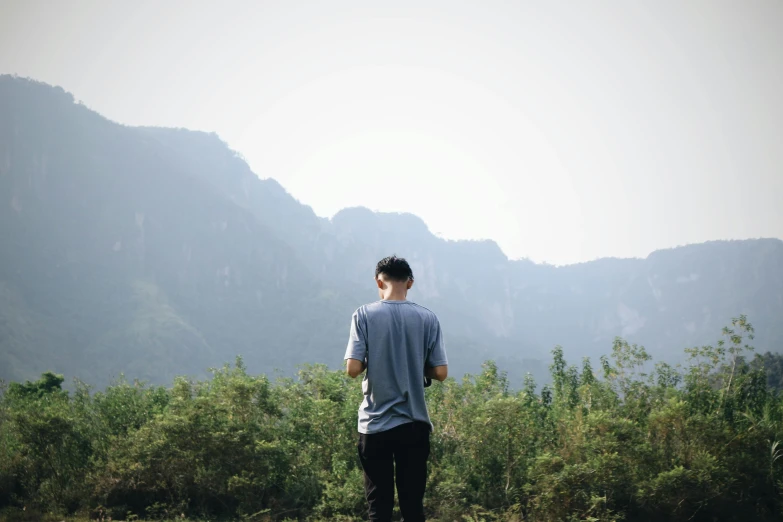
[375,255,414,299]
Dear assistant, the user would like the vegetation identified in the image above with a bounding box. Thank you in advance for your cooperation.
[1,316,782,521]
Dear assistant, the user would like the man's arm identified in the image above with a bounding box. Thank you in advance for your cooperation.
[425,365,448,381]
[344,309,368,378]
[346,358,366,378]
[424,316,448,382]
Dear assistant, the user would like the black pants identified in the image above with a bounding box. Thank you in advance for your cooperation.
[357,421,431,522]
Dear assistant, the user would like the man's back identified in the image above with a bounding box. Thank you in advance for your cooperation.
[345,299,448,434]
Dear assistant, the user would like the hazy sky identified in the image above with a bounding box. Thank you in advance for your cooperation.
[1,1,781,265]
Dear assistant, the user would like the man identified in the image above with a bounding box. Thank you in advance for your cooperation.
[345,255,448,522]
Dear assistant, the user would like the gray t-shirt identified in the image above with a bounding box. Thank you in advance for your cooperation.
[344,299,448,434]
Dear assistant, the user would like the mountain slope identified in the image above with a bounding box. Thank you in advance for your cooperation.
[0,76,354,387]
[0,75,781,388]
[322,209,783,367]
[508,239,783,363]
[137,126,533,379]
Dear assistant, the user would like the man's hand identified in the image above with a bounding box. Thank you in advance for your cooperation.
[346,358,366,378]
[425,365,448,382]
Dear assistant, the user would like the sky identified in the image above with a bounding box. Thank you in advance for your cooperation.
[1,1,781,265]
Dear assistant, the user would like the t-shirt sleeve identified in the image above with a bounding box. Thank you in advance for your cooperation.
[426,317,448,367]
[344,309,368,362]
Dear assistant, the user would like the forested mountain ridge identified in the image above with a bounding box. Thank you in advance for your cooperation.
[132,124,783,378]
[1,75,781,387]
[0,76,355,386]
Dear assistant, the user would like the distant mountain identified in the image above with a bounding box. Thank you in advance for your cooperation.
[1,75,781,388]
[507,239,783,364]
[317,208,783,373]
[0,76,354,387]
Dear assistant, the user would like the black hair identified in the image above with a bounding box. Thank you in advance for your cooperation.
[375,255,414,282]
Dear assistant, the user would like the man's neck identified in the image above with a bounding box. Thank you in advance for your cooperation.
[381,287,408,301]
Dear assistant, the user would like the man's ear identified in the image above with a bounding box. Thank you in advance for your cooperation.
[376,277,384,289]
[407,279,414,290]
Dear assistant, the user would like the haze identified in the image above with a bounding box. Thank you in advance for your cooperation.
[1,0,781,265]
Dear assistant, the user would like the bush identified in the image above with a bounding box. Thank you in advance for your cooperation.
[2,317,782,521]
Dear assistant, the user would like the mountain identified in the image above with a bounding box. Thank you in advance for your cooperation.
[507,240,783,364]
[1,75,781,388]
[0,76,355,387]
